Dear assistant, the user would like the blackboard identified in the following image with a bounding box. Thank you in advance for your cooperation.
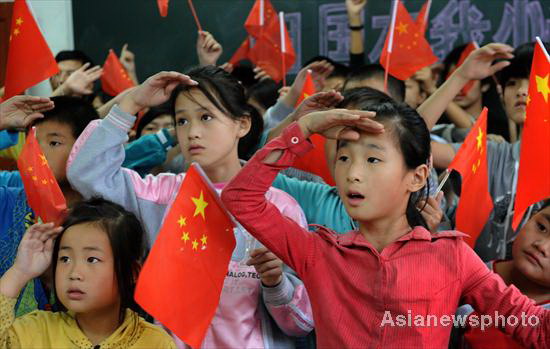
[73,0,550,81]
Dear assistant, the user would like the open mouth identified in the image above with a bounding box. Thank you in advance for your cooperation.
[346,191,365,206]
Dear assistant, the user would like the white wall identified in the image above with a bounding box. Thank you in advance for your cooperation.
[27,0,74,96]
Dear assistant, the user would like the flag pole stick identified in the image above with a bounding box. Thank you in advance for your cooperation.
[435,169,451,196]
[187,0,203,31]
[384,0,398,94]
[279,11,287,86]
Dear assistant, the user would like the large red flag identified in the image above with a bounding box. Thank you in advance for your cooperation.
[135,163,235,348]
[4,0,59,99]
[157,0,169,17]
[229,37,251,66]
[16,128,67,224]
[512,39,550,229]
[101,50,136,97]
[448,108,494,248]
[291,71,335,186]
[446,42,479,96]
[245,0,295,82]
[380,0,438,81]
[415,0,431,34]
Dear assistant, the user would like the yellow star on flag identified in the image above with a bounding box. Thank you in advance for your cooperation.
[32,175,37,181]
[181,232,190,243]
[192,239,199,250]
[27,166,33,172]
[200,234,208,245]
[178,216,187,227]
[535,74,549,103]
[13,28,20,36]
[16,17,23,26]
[41,179,48,185]
[475,127,483,151]
[39,154,48,166]
[191,191,208,220]
[396,22,408,35]
[526,94,531,106]
[472,163,477,174]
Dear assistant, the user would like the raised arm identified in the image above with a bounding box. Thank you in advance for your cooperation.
[346,0,367,68]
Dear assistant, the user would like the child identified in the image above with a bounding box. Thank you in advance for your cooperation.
[0,198,175,348]
[67,67,313,348]
[0,96,98,317]
[220,95,549,347]
[457,200,550,348]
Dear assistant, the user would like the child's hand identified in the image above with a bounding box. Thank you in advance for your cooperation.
[253,66,273,81]
[291,91,344,121]
[287,61,334,101]
[246,247,283,287]
[455,43,513,82]
[12,223,63,282]
[197,31,223,67]
[119,72,198,115]
[417,191,444,233]
[61,62,103,96]
[298,109,384,140]
[0,96,54,131]
[346,0,367,18]
[220,62,234,73]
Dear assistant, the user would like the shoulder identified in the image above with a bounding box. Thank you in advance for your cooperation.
[430,229,469,240]
[134,315,175,347]
[265,186,300,207]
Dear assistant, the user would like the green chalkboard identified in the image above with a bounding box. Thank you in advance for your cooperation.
[73,0,550,81]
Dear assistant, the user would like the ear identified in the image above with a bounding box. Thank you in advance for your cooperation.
[481,83,490,93]
[407,163,429,193]
[236,114,252,139]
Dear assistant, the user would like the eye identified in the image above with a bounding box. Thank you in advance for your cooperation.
[367,157,381,164]
[337,155,349,162]
[87,257,100,264]
[201,114,213,122]
[49,141,61,147]
[176,118,188,126]
[506,79,517,87]
[536,221,548,234]
[59,256,70,263]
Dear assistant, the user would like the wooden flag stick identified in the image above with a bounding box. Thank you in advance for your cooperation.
[384,0,398,93]
[187,0,203,32]
[279,11,287,86]
[435,169,451,195]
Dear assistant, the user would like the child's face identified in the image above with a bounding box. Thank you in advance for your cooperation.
[452,79,483,109]
[50,59,84,90]
[55,222,119,314]
[512,206,550,287]
[141,114,174,136]
[174,89,250,170]
[503,77,529,126]
[404,78,425,109]
[322,76,345,92]
[35,120,76,185]
[334,129,426,222]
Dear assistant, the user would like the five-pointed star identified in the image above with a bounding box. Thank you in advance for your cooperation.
[39,154,48,166]
[178,216,187,227]
[41,179,48,185]
[27,166,33,172]
[535,74,549,103]
[16,17,23,26]
[396,22,408,35]
[192,239,199,250]
[191,191,208,220]
[200,234,207,245]
[475,127,483,150]
[13,28,20,36]
[181,232,190,243]
[526,94,531,106]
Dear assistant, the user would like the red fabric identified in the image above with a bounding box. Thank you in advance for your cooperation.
[220,122,550,348]
[135,164,235,348]
[157,0,169,17]
[229,37,251,66]
[448,108,494,248]
[512,41,550,229]
[16,129,66,224]
[101,50,136,97]
[446,42,478,96]
[244,0,295,82]
[415,0,430,34]
[4,0,59,99]
[380,0,438,81]
[291,71,335,185]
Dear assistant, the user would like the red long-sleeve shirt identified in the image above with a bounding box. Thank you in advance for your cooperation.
[221,122,549,348]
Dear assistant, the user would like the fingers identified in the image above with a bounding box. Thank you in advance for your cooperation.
[76,62,91,73]
[150,71,198,86]
[489,61,511,75]
[121,43,128,54]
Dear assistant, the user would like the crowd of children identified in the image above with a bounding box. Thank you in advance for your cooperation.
[0,0,548,347]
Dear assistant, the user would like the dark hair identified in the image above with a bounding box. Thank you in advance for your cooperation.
[135,102,173,138]
[343,64,405,102]
[170,65,264,160]
[55,50,94,66]
[338,87,431,229]
[52,198,146,320]
[32,96,99,139]
[303,55,350,79]
[230,63,258,88]
[440,44,510,141]
[498,43,535,88]
[247,79,280,112]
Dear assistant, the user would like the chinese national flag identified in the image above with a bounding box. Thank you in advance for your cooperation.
[101,50,136,97]
[135,163,235,348]
[512,39,550,229]
[4,0,59,99]
[380,0,438,81]
[245,0,295,82]
[16,128,67,224]
[446,42,479,96]
[291,71,335,186]
[229,37,251,66]
[448,108,493,247]
[415,0,431,34]
[157,0,169,17]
